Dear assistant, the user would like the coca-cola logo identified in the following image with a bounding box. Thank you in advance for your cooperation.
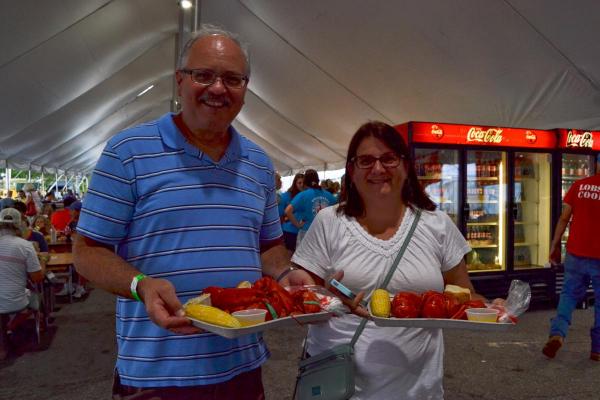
[566,130,594,148]
[466,127,503,144]
[525,130,537,144]
[431,124,444,139]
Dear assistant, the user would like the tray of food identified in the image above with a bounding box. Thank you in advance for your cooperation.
[188,310,332,339]
[185,277,339,339]
[368,285,516,331]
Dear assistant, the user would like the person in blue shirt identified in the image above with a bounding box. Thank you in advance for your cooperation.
[278,173,304,251]
[0,191,15,210]
[286,169,337,246]
[73,25,315,399]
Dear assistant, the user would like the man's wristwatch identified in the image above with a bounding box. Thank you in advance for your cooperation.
[276,266,298,283]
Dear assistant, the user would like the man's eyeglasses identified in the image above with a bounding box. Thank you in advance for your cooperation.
[180,68,248,89]
[351,152,404,169]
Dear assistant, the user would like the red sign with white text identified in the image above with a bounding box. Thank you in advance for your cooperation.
[557,129,600,151]
[396,122,557,149]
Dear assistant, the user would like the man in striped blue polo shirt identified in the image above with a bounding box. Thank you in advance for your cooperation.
[74,25,315,399]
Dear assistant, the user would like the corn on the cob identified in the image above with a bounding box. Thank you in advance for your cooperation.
[236,280,252,288]
[185,304,242,328]
[370,289,391,317]
[183,293,211,307]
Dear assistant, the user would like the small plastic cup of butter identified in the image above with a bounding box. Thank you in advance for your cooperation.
[232,309,268,326]
[465,308,499,322]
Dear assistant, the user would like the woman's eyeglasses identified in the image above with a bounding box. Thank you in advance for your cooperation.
[351,152,404,169]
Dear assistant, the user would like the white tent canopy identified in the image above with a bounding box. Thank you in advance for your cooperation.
[2,0,600,176]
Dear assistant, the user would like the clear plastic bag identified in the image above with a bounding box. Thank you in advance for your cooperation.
[286,285,347,316]
[490,279,531,323]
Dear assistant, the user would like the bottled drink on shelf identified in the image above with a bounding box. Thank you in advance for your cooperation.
[576,162,583,176]
[476,163,482,177]
[583,162,590,177]
[568,160,575,176]
[522,157,532,177]
[490,162,497,177]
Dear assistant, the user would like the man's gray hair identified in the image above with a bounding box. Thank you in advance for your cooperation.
[177,24,251,76]
[0,227,17,237]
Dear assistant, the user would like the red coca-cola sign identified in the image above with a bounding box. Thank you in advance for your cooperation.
[566,131,593,148]
[525,130,537,144]
[431,124,444,139]
[397,122,556,149]
[558,129,600,150]
[466,127,503,143]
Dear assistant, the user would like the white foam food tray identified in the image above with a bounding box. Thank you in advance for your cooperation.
[370,314,514,331]
[188,311,332,339]
[368,303,514,331]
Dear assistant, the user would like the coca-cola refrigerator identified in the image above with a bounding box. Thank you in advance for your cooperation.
[555,129,600,260]
[396,122,557,300]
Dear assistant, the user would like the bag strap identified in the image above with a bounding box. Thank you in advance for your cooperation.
[349,208,422,348]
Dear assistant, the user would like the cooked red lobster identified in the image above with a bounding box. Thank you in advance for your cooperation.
[390,290,486,319]
[202,277,321,320]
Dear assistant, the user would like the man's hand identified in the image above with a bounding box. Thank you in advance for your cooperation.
[549,244,562,265]
[138,277,202,335]
[325,271,369,319]
[279,268,315,287]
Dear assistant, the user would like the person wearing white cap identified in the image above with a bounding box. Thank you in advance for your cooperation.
[22,183,42,223]
[0,208,44,359]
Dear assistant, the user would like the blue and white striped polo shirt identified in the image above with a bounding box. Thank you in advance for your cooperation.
[77,113,282,388]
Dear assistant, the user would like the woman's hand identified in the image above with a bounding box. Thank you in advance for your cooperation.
[325,271,370,319]
[137,277,202,335]
[279,268,316,287]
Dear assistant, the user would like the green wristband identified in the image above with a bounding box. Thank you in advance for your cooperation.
[130,273,147,302]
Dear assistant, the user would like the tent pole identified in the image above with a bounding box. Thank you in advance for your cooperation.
[5,168,10,195]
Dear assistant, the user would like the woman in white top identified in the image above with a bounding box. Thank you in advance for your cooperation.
[292,121,486,400]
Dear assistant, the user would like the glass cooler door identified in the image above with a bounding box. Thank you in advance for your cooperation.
[560,154,596,259]
[465,151,506,272]
[415,148,460,225]
[513,152,552,269]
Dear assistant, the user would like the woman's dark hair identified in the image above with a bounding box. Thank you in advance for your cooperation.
[287,173,304,199]
[304,169,321,190]
[337,121,436,218]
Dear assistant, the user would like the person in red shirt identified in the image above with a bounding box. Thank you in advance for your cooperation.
[50,197,75,233]
[543,166,600,361]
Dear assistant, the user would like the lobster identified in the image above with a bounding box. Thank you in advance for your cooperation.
[449,300,487,320]
[391,290,475,319]
[202,277,320,320]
